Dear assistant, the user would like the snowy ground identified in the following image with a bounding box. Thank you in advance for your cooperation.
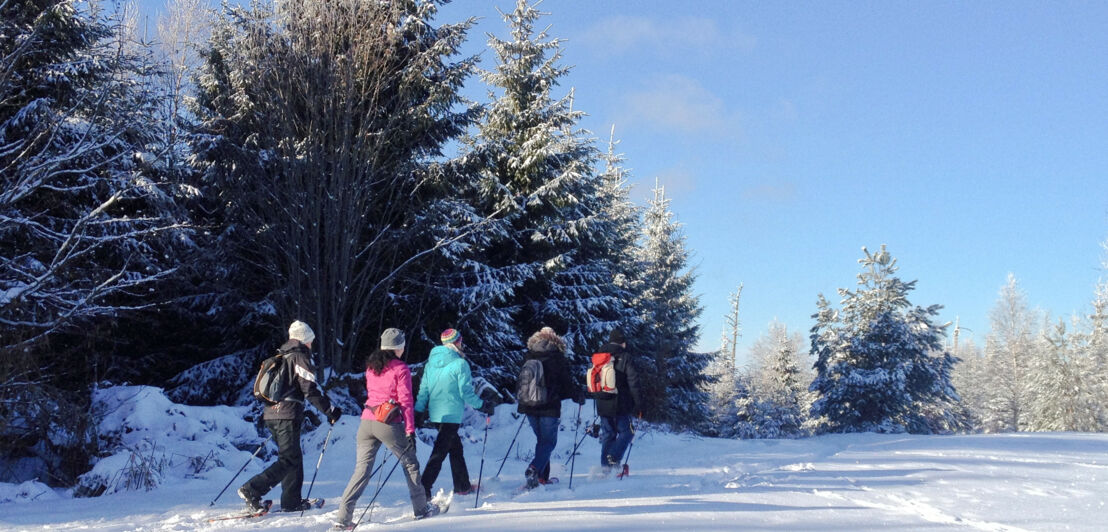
[1,387,1105,531]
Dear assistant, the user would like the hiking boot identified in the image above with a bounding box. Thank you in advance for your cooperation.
[238,486,266,513]
[414,502,441,520]
[331,523,354,531]
[524,466,539,489]
[538,477,558,485]
[454,483,478,495]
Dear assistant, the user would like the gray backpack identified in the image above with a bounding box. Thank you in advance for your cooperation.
[253,352,293,406]
[516,358,548,407]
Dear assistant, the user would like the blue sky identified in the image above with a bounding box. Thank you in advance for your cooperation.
[140,1,1108,365]
[437,1,1108,363]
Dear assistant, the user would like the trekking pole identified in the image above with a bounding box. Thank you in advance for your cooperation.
[474,414,491,509]
[352,440,412,530]
[209,435,273,506]
[301,426,333,516]
[619,421,636,480]
[568,403,582,490]
[562,416,597,467]
[493,415,526,478]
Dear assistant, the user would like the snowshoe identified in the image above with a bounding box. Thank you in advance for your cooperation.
[277,498,324,513]
[414,501,443,520]
[454,483,479,495]
[237,486,267,514]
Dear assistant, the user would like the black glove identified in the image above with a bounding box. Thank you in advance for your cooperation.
[479,386,501,402]
[327,406,342,425]
[406,433,417,450]
[415,410,429,428]
[478,401,495,416]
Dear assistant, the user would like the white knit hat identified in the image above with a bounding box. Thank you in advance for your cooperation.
[288,320,315,344]
[380,328,405,350]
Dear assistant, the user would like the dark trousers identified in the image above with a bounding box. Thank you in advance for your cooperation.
[420,422,471,495]
[526,415,559,481]
[243,418,303,510]
[599,414,633,466]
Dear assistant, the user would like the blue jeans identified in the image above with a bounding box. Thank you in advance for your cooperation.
[526,415,559,480]
[599,415,633,466]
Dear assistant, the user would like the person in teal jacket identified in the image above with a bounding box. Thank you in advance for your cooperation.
[414,329,494,497]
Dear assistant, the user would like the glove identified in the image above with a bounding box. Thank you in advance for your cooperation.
[415,410,429,428]
[327,406,342,425]
[479,386,501,402]
[478,401,495,416]
[406,433,417,450]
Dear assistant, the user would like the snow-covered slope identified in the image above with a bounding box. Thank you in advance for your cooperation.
[1,387,1104,531]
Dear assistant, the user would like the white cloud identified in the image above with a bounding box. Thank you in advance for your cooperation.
[580,15,756,57]
[651,167,698,200]
[743,182,798,203]
[620,74,733,134]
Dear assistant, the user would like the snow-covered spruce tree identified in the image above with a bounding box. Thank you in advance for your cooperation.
[949,336,986,431]
[808,246,963,434]
[1085,275,1108,430]
[595,127,646,341]
[636,181,709,429]
[1,0,189,484]
[189,0,478,376]
[979,274,1041,432]
[463,0,633,382]
[761,323,810,436]
[705,285,742,436]
[1025,319,1086,431]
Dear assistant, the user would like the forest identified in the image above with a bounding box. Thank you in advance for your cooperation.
[2,0,1105,490]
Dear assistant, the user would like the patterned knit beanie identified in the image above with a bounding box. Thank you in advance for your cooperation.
[440,328,462,345]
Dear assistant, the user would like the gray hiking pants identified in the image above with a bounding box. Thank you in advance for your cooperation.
[335,418,427,525]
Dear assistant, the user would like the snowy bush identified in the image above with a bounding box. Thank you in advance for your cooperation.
[0,480,59,504]
[76,386,260,497]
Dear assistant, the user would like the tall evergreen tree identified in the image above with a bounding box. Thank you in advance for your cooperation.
[950,336,986,431]
[465,0,630,379]
[979,274,1039,432]
[740,321,810,438]
[189,0,478,378]
[636,181,709,429]
[808,246,962,434]
[706,285,742,436]
[1,0,188,483]
[1026,319,1084,431]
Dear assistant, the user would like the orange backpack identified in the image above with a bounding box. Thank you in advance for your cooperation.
[587,352,618,394]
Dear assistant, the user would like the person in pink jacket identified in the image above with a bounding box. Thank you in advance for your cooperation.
[333,329,441,530]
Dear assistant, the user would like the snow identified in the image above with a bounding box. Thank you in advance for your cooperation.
[1,389,1105,531]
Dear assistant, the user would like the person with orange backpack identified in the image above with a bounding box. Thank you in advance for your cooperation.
[587,329,642,474]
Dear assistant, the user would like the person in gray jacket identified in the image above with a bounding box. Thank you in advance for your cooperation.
[239,320,341,513]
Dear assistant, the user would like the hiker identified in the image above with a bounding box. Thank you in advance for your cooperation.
[517,326,584,489]
[333,329,441,530]
[589,329,642,472]
[414,328,496,498]
[239,320,342,513]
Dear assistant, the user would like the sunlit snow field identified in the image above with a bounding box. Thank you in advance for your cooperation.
[1,386,1104,531]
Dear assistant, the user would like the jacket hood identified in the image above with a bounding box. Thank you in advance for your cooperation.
[598,342,625,355]
[427,344,462,369]
[279,339,310,355]
[527,327,566,353]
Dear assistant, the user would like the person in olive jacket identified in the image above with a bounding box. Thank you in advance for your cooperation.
[239,320,341,513]
[517,327,584,489]
[414,328,493,498]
